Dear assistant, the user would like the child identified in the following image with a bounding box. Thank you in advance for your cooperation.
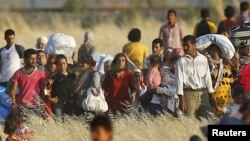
[131,69,147,111]
[146,54,162,115]
[7,110,33,141]
[4,120,23,141]
[224,86,245,114]
[151,48,184,117]
[45,62,58,117]
[90,115,113,141]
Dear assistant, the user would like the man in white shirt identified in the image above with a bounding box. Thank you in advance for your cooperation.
[0,29,25,87]
[176,35,218,119]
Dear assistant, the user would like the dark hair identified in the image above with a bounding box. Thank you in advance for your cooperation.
[24,49,37,59]
[150,54,161,66]
[79,54,96,67]
[4,120,18,134]
[128,28,141,42]
[190,135,202,141]
[4,29,15,37]
[232,86,245,99]
[56,54,68,65]
[167,9,177,16]
[90,115,113,132]
[7,109,24,124]
[183,35,196,44]
[37,50,47,58]
[240,1,249,11]
[112,53,127,67]
[224,6,235,18]
[200,8,210,19]
[152,38,163,47]
[239,97,250,114]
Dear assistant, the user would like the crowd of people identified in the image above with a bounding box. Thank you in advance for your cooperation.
[0,1,250,141]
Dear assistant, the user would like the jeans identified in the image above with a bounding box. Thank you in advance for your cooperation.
[52,100,74,121]
[150,103,163,116]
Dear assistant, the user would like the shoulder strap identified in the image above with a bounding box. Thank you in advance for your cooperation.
[15,44,25,58]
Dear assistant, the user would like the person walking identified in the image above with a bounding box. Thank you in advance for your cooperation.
[176,35,218,119]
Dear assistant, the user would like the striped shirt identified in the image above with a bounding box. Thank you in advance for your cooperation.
[176,52,214,95]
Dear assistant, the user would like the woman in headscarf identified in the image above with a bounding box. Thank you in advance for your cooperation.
[102,53,136,114]
[206,44,233,116]
[78,32,95,62]
[73,54,100,115]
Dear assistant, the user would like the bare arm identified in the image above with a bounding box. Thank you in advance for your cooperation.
[10,81,18,108]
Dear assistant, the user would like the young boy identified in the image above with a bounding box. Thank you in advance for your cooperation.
[224,86,245,114]
[90,115,113,141]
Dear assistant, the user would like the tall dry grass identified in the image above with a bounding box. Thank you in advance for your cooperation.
[0,113,217,141]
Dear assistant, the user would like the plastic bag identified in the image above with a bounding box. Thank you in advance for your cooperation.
[45,33,76,64]
[196,34,235,59]
[82,87,108,112]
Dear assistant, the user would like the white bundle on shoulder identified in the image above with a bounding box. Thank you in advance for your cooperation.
[45,33,76,63]
[196,34,235,59]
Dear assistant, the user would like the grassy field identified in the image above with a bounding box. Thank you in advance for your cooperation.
[0,1,240,139]
[0,113,217,141]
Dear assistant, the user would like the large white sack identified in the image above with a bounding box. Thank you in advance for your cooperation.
[45,33,76,64]
[92,52,113,74]
[196,34,235,59]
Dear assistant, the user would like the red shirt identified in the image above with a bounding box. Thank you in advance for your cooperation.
[11,67,46,107]
[102,71,134,110]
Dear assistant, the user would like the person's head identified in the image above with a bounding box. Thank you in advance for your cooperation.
[90,115,113,141]
[37,50,47,66]
[84,31,94,43]
[239,45,250,57]
[200,8,210,19]
[167,9,177,25]
[48,54,57,63]
[239,96,250,124]
[149,54,161,68]
[133,69,143,84]
[183,35,197,57]
[219,26,230,37]
[4,120,18,135]
[79,54,96,71]
[240,1,249,12]
[36,36,48,50]
[207,44,222,61]
[164,48,184,68]
[128,28,141,42]
[4,29,15,47]
[47,62,57,73]
[104,60,112,73]
[112,53,127,72]
[190,135,202,141]
[224,6,235,19]
[7,109,24,127]
[152,38,164,55]
[56,54,68,72]
[232,86,245,104]
[24,49,37,67]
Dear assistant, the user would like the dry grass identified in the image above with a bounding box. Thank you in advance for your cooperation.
[0,113,216,141]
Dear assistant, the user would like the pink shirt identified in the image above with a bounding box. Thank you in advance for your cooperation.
[146,67,161,88]
[159,23,184,49]
[12,67,46,107]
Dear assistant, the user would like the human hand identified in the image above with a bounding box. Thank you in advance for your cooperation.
[49,97,59,104]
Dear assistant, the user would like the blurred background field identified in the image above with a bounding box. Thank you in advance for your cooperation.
[0,0,244,56]
[0,0,245,140]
